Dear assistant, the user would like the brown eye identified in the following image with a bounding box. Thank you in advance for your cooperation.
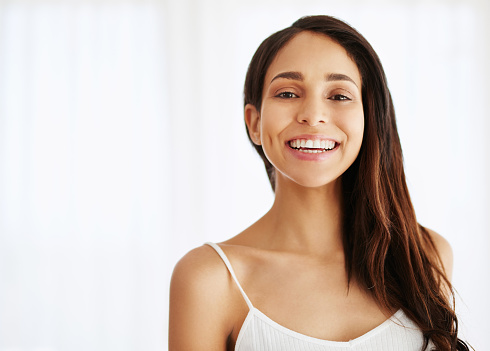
[329,94,351,101]
[276,92,298,99]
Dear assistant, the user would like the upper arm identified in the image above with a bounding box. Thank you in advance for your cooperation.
[426,228,454,282]
[169,246,233,351]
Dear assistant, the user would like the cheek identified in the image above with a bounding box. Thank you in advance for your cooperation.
[352,117,365,146]
[341,110,365,148]
[259,106,290,142]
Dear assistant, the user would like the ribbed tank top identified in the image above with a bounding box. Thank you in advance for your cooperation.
[205,242,434,351]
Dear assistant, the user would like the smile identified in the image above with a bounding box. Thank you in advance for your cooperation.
[288,138,337,153]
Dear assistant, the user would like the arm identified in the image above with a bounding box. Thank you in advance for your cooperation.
[426,228,454,282]
[169,246,233,350]
[425,228,454,305]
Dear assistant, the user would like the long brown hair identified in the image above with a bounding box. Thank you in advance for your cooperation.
[243,15,470,351]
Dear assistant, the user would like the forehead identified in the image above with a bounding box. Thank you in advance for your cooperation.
[265,31,362,88]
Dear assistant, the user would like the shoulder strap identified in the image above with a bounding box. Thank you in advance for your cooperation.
[204,242,254,310]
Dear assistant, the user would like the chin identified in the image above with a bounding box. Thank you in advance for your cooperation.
[280,173,342,190]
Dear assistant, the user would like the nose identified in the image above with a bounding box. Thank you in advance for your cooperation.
[296,95,327,126]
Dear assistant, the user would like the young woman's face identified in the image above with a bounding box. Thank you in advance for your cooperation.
[245,31,364,189]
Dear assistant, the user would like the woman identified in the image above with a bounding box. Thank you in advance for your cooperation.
[169,15,470,351]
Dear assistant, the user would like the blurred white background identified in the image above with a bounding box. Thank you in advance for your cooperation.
[0,0,488,350]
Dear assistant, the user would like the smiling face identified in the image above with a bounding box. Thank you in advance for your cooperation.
[245,31,364,189]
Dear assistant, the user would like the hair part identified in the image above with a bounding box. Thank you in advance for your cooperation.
[243,15,470,351]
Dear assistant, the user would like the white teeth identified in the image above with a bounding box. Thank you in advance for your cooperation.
[300,149,321,153]
[289,138,337,151]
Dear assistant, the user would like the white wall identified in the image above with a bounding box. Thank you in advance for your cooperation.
[0,0,488,350]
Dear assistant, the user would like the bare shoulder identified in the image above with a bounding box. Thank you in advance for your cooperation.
[169,245,234,350]
[425,228,454,281]
[171,244,227,284]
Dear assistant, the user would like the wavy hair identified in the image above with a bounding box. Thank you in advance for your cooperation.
[243,15,470,351]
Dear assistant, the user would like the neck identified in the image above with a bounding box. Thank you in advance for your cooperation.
[263,175,344,257]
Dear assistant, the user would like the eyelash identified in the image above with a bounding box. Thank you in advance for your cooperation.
[275,91,351,101]
[276,91,298,99]
[329,94,351,101]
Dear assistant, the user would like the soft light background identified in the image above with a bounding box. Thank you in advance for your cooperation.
[0,0,488,350]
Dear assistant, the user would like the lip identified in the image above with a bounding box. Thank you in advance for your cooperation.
[285,134,340,161]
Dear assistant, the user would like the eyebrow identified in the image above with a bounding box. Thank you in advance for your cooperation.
[270,71,304,83]
[325,73,358,88]
[270,71,358,88]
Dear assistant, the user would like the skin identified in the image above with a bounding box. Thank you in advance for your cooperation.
[168,31,453,351]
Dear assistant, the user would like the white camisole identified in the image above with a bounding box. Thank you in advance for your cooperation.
[205,242,434,351]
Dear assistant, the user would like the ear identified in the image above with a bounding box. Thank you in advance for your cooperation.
[244,104,261,145]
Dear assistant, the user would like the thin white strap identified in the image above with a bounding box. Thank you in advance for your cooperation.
[204,242,254,310]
